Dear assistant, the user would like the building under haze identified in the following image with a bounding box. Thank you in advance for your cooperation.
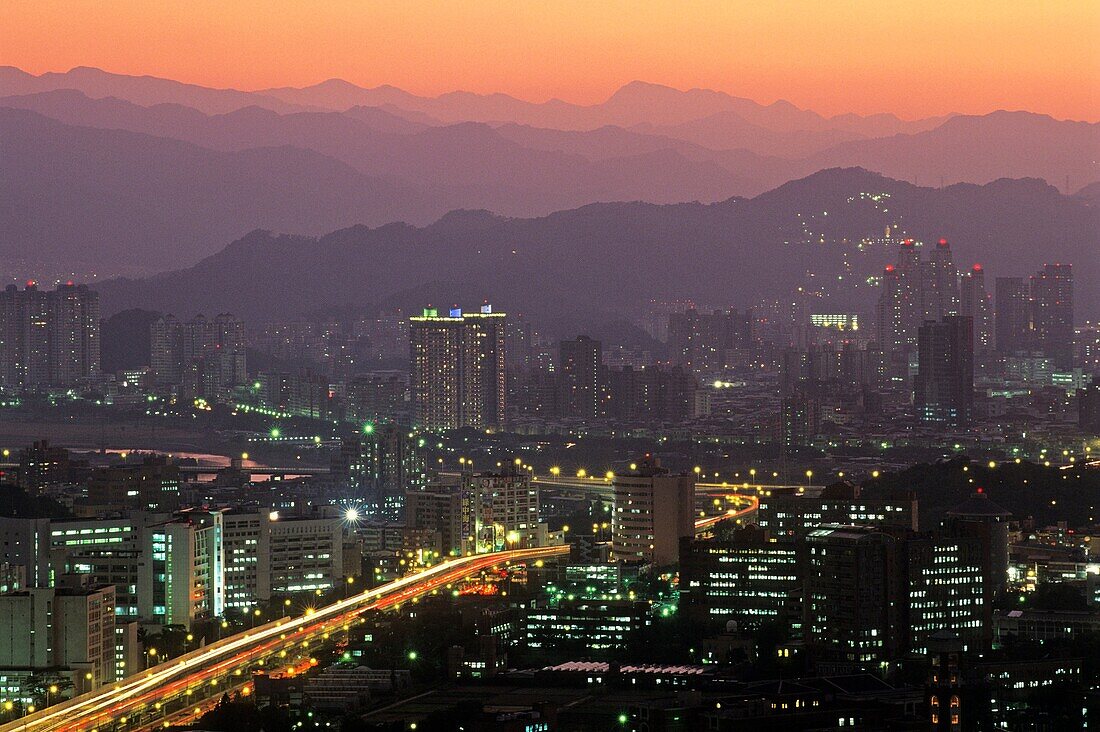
[914,315,974,427]
[150,313,246,402]
[1029,263,1074,369]
[0,281,100,391]
[409,305,507,432]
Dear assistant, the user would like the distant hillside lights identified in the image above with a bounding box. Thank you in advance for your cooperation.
[0,280,100,392]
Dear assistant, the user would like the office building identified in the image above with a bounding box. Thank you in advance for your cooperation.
[139,512,224,626]
[409,305,506,431]
[524,599,651,657]
[756,482,917,541]
[904,536,987,655]
[805,525,902,670]
[611,457,694,565]
[680,527,800,632]
[223,508,344,605]
[0,281,100,391]
[84,457,182,513]
[944,490,1011,599]
[914,315,974,427]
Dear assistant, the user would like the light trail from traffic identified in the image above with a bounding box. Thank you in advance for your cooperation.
[2,545,568,732]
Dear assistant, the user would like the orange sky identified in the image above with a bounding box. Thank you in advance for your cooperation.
[2,1,1097,121]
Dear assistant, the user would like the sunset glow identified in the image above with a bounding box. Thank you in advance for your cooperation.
[2,0,1096,120]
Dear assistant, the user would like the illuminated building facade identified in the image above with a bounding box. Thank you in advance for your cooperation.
[460,465,540,554]
[409,305,507,431]
[680,527,800,631]
[756,483,917,541]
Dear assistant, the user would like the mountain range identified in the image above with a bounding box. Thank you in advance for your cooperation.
[94,168,1100,326]
[0,66,1096,315]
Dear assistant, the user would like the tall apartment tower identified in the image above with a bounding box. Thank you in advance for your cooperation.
[559,335,604,420]
[959,264,992,355]
[994,276,1031,355]
[409,305,506,432]
[914,316,974,427]
[611,456,695,565]
[150,313,247,400]
[0,282,100,390]
[925,238,960,321]
[1029,263,1074,369]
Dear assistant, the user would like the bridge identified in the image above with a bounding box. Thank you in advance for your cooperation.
[1,546,569,732]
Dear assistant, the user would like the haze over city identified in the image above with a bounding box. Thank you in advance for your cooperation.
[0,3,1097,732]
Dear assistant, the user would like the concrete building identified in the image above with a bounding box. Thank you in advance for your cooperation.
[611,457,694,565]
[0,582,116,692]
[460,465,540,554]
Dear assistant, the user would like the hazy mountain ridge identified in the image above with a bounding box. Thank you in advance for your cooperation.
[1,68,1096,283]
[94,169,1100,325]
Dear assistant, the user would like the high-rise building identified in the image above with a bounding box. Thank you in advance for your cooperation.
[559,335,605,420]
[405,489,463,556]
[960,264,992,355]
[925,238,961,321]
[994,276,1031,355]
[0,282,100,391]
[877,239,963,377]
[345,371,409,425]
[915,316,974,427]
[611,457,694,565]
[904,536,987,655]
[139,512,224,627]
[150,313,246,400]
[1029,263,1074,369]
[409,305,506,431]
[805,525,903,669]
[1081,377,1100,432]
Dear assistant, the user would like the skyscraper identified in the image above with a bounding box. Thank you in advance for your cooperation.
[1029,263,1074,369]
[0,282,100,391]
[559,335,604,420]
[960,264,992,355]
[994,276,1031,355]
[914,316,974,427]
[409,305,506,432]
[925,238,960,321]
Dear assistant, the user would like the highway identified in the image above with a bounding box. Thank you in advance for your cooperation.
[1,545,569,732]
[5,473,757,732]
